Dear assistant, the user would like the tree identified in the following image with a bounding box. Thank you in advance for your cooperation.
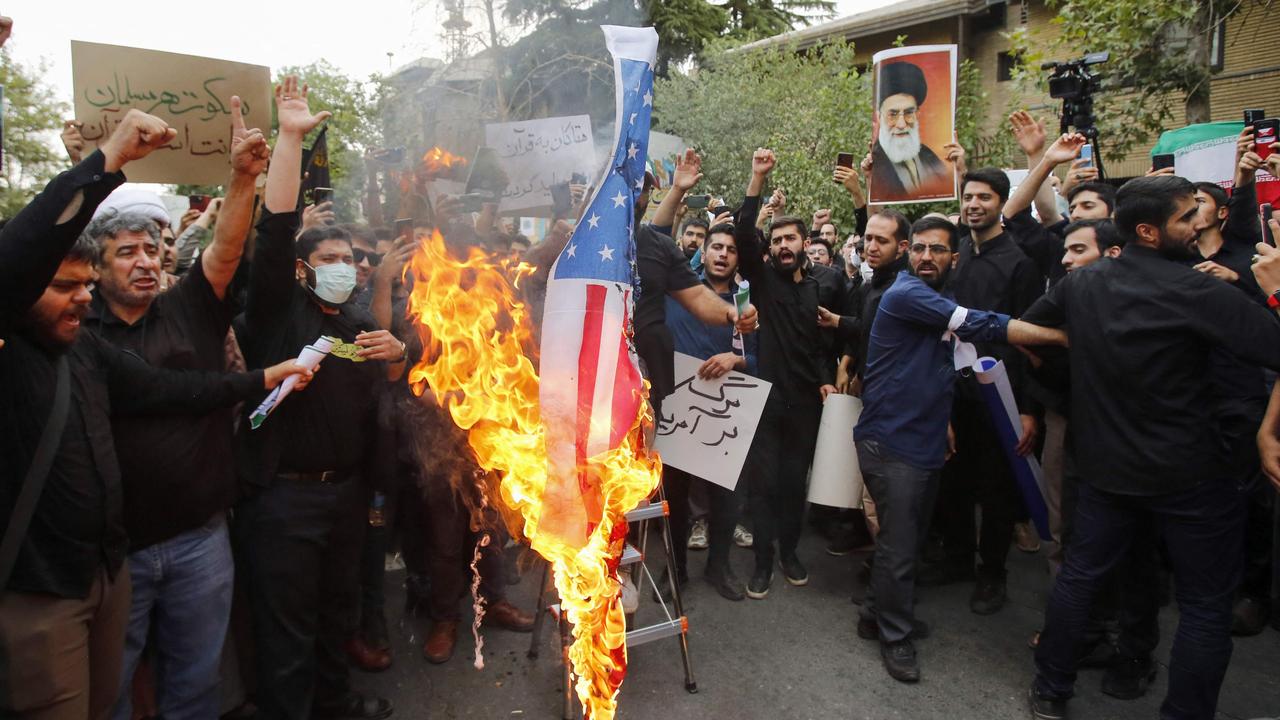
[722,0,836,40]
[0,50,70,218]
[654,39,1016,229]
[1008,0,1248,156]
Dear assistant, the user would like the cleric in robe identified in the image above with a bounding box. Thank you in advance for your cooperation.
[871,61,951,202]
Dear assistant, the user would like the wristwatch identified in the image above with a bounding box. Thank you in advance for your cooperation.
[395,340,408,363]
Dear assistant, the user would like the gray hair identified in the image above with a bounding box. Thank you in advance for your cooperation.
[83,210,161,264]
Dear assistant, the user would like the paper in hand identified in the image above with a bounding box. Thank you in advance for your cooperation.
[732,280,750,358]
[249,335,337,430]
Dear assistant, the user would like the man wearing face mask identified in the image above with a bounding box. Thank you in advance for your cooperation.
[234,77,402,720]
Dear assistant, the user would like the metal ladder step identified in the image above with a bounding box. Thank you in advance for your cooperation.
[625,616,687,647]
[624,500,668,522]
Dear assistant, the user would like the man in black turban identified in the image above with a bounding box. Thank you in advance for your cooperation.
[871,61,950,201]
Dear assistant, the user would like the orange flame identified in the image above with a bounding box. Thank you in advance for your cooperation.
[422,146,469,178]
[406,231,660,719]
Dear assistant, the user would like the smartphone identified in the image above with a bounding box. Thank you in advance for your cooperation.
[836,152,855,169]
[686,194,710,209]
[550,181,573,217]
[188,194,211,212]
[1255,119,1279,160]
[1263,204,1276,247]
[395,218,413,241]
[312,187,333,205]
[1245,109,1267,127]
[1079,144,1094,169]
[1152,153,1175,171]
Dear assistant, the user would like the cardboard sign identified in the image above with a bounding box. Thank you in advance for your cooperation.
[485,115,596,214]
[654,352,771,491]
[71,41,272,185]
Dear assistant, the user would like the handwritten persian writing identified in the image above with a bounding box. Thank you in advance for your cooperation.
[83,74,249,122]
[485,115,596,214]
[497,120,591,159]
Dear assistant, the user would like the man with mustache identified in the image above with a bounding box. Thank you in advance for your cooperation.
[871,61,950,202]
[855,216,1066,683]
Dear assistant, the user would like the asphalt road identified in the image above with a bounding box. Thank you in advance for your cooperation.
[356,528,1280,720]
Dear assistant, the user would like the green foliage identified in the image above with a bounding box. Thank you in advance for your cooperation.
[1008,0,1243,156]
[0,50,70,219]
[275,61,386,221]
[654,40,1014,226]
[721,0,837,41]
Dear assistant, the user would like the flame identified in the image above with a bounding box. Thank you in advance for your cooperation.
[422,146,469,178]
[406,231,660,719]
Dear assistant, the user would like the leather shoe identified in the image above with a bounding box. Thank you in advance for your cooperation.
[344,635,391,673]
[1101,657,1156,700]
[484,599,535,632]
[1231,596,1271,636]
[969,569,1007,615]
[879,640,919,683]
[313,692,393,720]
[857,616,930,641]
[705,564,745,601]
[423,620,458,664]
[1027,687,1067,720]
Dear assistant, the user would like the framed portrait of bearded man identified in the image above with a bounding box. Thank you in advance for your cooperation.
[869,45,958,205]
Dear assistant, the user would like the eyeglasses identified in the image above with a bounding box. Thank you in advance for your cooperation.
[353,248,383,266]
[910,244,951,255]
[884,107,918,123]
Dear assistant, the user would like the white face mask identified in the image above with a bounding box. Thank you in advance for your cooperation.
[860,260,875,282]
[305,261,357,305]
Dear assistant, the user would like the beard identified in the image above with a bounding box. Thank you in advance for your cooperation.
[1158,231,1201,261]
[879,123,922,165]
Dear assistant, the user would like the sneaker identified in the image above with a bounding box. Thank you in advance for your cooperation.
[733,524,754,548]
[857,616,930,640]
[746,566,772,599]
[1100,657,1156,700]
[651,566,689,604]
[916,560,975,587]
[970,569,1007,615]
[705,564,746,601]
[779,554,808,586]
[879,640,920,683]
[1014,522,1042,553]
[619,568,639,614]
[687,518,709,550]
[1027,687,1067,720]
[826,525,875,556]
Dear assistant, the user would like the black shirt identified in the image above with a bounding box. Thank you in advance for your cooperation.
[1004,209,1067,286]
[85,257,239,551]
[951,229,1044,408]
[849,253,910,379]
[1022,244,1280,496]
[236,210,390,490]
[633,224,700,405]
[734,194,835,405]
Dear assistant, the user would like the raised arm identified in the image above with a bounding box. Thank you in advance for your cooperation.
[1005,127,1085,222]
[652,149,702,230]
[203,96,269,299]
[263,76,331,214]
[735,148,775,281]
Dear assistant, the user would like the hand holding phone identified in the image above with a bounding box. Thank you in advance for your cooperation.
[1079,144,1094,169]
[1256,119,1279,161]
[836,152,855,169]
[1151,153,1175,171]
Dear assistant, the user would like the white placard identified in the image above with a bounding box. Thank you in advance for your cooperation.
[654,352,772,491]
[807,394,864,509]
[485,115,596,213]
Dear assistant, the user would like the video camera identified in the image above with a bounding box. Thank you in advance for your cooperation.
[1041,51,1109,139]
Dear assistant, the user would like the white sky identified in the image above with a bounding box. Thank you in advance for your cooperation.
[5,0,893,110]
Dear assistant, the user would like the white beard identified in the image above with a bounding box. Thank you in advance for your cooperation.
[879,123,922,165]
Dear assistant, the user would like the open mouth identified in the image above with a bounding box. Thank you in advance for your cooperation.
[132,277,158,290]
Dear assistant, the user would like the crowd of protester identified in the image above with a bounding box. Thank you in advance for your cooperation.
[2,13,1280,720]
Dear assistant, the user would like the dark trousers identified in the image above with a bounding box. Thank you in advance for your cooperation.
[355,488,387,639]
[747,398,821,569]
[1218,399,1273,602]
[856,440,940,642]
[937,395,1020,576]
[664,466,740,576]
[238,477,363,720]
[1034,479,1245,720]
[420,471,507,622]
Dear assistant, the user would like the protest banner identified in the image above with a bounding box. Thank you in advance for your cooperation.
[655,352,771,491]
[807,394,864,509]
[71,41,272,185]
[485,114,596,214]
[1150,121,1280,206]
[869,45,957,205]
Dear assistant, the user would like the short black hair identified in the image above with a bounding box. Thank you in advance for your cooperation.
[341,222,377,247]
[706,223,736,242]
[909,216,959,251]
[768,215,809,241]
[961,168,1011,204]
[1063,218,1124,252]
[810,236,833,251]
[1193,181,1229,210]
[296,224,353,262]
[819,220,840,237]
[868,208,910,242]
[67,233,99,265]
[681,217,709,234]
[1114,175,1196,241]
[1066,181,1117,214]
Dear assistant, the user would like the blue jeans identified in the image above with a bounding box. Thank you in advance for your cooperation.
[112,515,234,720]
[1034,479,1245,720]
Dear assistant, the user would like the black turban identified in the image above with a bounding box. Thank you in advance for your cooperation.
[878,61,928,108]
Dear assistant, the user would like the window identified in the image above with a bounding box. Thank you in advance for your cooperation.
[997,51,1019,82]
[1210,22,1225,72]
[1019,0,1029,25]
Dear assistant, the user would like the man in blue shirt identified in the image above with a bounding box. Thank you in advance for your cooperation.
[854,216,1066,683]
[661,223,758,601]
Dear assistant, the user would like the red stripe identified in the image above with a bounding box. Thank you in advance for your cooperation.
[609,289,641,447]
[575,284,607,485]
